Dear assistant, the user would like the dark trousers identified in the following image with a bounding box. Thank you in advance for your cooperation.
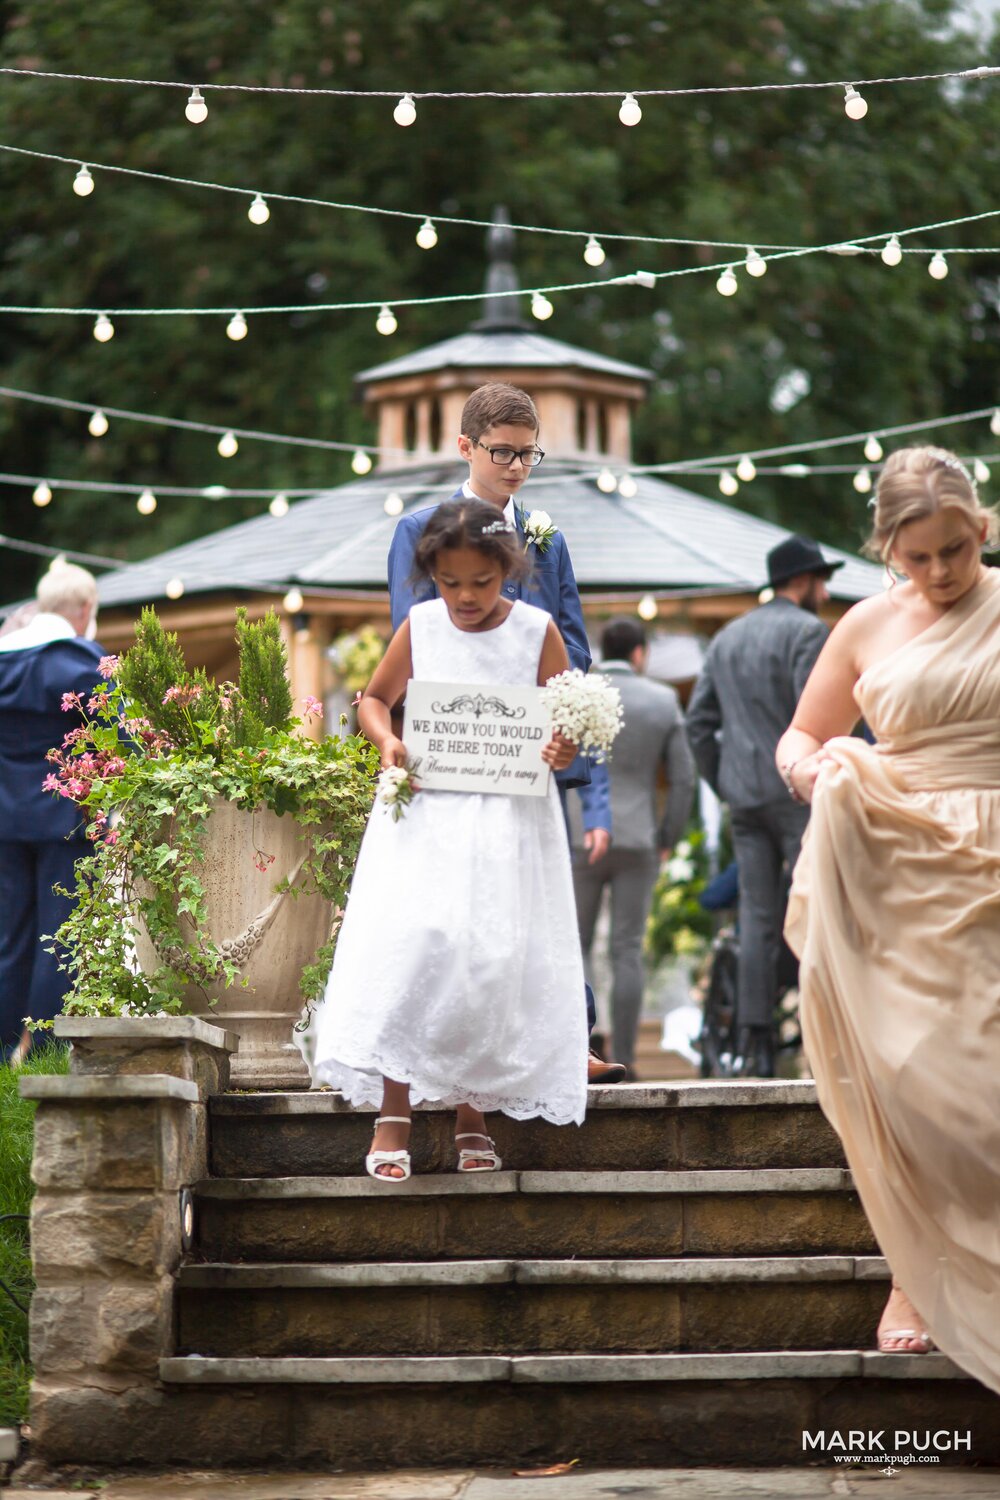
[730,798,810,1029]
[573,847,660,1068]
[0,839,84,1051]
[558,786,597,1034]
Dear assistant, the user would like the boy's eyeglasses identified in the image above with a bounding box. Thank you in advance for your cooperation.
[473,441,545,467]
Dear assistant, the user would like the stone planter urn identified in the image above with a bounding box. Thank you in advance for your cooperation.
[134,798,331,1088]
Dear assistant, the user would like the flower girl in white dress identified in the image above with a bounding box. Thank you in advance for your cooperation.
[300,499,589,1179]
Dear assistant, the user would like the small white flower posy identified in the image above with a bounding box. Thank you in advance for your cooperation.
[540,668,624,762]
[377,762,419,821]
[521,508,558,554]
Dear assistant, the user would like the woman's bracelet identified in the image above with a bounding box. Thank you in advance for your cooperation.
[780,760,806,804]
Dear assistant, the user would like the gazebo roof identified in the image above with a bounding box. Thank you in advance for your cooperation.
[356,329,652,387]
[94,460,884,609]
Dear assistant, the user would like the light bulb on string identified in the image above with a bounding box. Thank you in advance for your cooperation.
[247,193,270,226]
[745,247,767,278]
[283,586,304,613]
[974,458,991,484]
[531,291,554,321]
[203,485,229,499]
[185,87,208,124]
[217,430,239,458]
[618,93,642,127]
[617,474,637,498]
[716,266,738,297]
[416,218,438,250]
[583,236,606,268]
[93,314,114,343]
[881,235,902,267]
[375,304,398,336]
[226,312,248,341]
[864,434,883,462]
[72,164,94,197]
[718,470,739,497]
[136,489,157,515]
[991,409,1000,438]
[32,481,52,507]
[393,94,417,127]
[843,85,868,120]
[383,492,404,516]
[736,455,756,483]
[351,449,373,475]
[637,594,658,621]
[596,468,617,494]
[853,466,873,494]
[928,252,948,280]
[165,577,185,600]
[88,409,109,438]
[269,493,290,517]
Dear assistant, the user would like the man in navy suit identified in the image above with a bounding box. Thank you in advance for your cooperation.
[0,561,106,1064]
[387,381,625,1082]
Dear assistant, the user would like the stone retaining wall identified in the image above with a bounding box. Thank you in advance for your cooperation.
[19,1016,237,1460]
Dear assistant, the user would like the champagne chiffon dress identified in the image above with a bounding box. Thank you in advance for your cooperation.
[785,567,1000,1393]
[297,597,588,1127]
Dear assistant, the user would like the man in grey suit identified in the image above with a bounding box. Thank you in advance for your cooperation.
[571,618,696,1075]
[685,535,843,1077]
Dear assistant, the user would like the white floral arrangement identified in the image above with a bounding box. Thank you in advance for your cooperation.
[521,509,558,554]
[540,669,624,763]
[376,761,419,821]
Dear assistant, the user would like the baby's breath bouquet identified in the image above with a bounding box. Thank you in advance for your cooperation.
[541,668,624,762]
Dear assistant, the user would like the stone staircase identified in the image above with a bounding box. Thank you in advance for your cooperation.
[156,1081,1000,1470]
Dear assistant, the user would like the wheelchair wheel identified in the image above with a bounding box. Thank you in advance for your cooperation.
[698,929,739,1078]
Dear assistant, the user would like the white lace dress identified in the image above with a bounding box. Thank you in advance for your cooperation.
[299,598,588,1126]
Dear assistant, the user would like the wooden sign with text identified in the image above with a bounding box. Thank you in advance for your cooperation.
[403,680,551,797]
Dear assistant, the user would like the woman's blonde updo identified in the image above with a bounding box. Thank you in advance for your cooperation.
[864,445,1000,564]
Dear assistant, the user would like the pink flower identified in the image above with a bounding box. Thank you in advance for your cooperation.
[87,691,111,712]
[61,691,83,712]
[42,772,60,793]
[101,756,126,776]
[66,778,88,800]
[301,695,324,719]
[351,690,363,709]
[98,655,119,679]
[104,828,120,846]
[162,685,203,707]
[253,850,276,873]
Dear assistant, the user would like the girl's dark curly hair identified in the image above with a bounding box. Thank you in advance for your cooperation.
[411,499,531,584]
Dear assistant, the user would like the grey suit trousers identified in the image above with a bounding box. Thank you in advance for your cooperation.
[730,797,810,1028]
[573,847,660,1068]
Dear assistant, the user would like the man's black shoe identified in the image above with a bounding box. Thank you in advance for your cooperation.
[734,1026,776,1079]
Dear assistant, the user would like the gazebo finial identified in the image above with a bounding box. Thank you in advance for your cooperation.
[472,206,529,331]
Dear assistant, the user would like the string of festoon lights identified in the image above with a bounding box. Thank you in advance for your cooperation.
[10,401,1000,520]
[2,62,998,128]
[0,202,997,343]
[3,139,996,285]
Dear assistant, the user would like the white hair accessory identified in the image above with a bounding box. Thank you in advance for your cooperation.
[481,518,515,535]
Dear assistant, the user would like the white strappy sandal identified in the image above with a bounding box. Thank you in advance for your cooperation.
[365,1115,412,1181]
[456,1132,502,1173]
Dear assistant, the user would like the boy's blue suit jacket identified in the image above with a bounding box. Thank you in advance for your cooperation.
[387,500,611,828]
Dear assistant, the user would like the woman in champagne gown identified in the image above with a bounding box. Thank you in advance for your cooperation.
[776,446,1000,1395]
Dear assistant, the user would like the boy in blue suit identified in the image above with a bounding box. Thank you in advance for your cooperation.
[387,382,625,1082]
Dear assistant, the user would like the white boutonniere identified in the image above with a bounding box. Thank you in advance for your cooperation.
[520,508,558,555]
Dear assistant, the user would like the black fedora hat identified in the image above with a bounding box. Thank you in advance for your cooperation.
[767,534,845,588]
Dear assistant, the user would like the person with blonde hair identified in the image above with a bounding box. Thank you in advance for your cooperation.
[776,446,1000,1392]
[0,558,105,1064]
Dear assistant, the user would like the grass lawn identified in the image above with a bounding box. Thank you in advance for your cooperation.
[0,1044,68,1427]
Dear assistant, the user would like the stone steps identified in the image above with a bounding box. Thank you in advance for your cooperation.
[193,1167,876,1262]
[209,1080,845,1176]
[150,1352,1000,1470]
[175,1254,890,1357]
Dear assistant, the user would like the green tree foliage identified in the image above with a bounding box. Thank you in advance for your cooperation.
[0,0,997,604]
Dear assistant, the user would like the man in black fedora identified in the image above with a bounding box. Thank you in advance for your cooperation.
[685,534,844,1076]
